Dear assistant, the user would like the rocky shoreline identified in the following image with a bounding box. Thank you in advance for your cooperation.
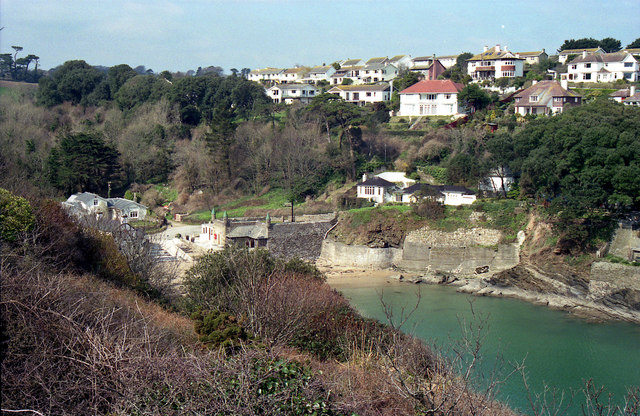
[321,264,640,324]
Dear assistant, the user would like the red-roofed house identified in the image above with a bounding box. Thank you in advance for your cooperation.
[398,80,465,116]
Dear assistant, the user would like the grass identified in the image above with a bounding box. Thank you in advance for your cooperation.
[153,185,178,205]
[184,189,292,222]
[604,254,640,267]
[346,205,412,228]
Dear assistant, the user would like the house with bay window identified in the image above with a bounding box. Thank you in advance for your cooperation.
[564,51,639,83]
[356,173,400,204]
[467,45,524,81]
[398,80,464,117]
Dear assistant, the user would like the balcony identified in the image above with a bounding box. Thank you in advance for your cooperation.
[501,65,515,71]
[476,66,495,72]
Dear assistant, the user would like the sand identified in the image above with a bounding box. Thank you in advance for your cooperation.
[318,265,421,289]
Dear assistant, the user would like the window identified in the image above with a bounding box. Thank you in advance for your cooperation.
[624,62,633,67]
[624,72,632,79]
[502,71,515,77]
[445,94,451,99]
[503,60,514,65]
[364,186,375,195]
[583,73,591,80]
[291,90,297,94]
[571,65,577,70]
[130,211,138,218]
[366,92,372,97]
[93,199,98,206]
[395,194,402,202]
[530,95,538,102]
[585,63,591,68]
[554,97,562,102]
[515,97,521,103]
[426,94,437,100]
[309,91,314,95]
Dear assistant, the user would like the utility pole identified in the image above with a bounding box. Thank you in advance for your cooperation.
[107,181,111,198]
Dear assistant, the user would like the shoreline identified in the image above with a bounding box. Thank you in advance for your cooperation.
[320,265,640,324]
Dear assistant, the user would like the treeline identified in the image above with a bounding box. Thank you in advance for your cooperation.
[0,45,42,82]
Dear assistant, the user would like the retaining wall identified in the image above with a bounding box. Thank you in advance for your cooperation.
[268,220,336,261]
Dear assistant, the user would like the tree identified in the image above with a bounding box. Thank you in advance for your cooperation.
[457,83,491,112]
[37,60,104,106]
[558,38,600,51]
[11,45,22,77]
[48,132,121,195]
[106,64,138,99]
[599,37,622,53]
[627,38,640,48]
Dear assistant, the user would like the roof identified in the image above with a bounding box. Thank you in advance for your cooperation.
[107,198,147,212]
[624,92,640,103]
[227,224,268,240]
[366,57,387,65]
[610,88,631,98]
[67,192,105,207]
[283,67,306,74]
[468,50,522,61]
[403,183,475,196]
[341,59,362,66]
[329,84,390,92]
[517,50,546,56]
[250,67,284,75]
[623,48,640,55]
[559,47,604,55]
[65,192,147,211]
[399,80,464,94]
[270,83,317,91]
[389,55,409,63]
[568,51,635,64]
[513,81,580,106]
[308,65,333,74]
[376,172,416,185]
[413,56,436,62]
[436,54,459,59]
[357,177,396,187]
[363,62,388,70]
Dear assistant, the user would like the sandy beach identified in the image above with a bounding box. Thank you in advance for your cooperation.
[318,265,422,289]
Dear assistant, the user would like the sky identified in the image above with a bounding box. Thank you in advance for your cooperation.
[1,0,639,73]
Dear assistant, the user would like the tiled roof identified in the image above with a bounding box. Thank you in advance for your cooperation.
[517,51,545,56]
[389,55,408,62]
[308,65,332,74]
[569,52,635,64]
[624,92,640,103]
[559,47,603,55]
[357,177,396,187]
[366,57,387,64]
[413,56,436,62]
[271,83,317,91]
[227,224,268,239]
[513,81,580,106]
[363,63,387,70]
[403,184,474,196]
[610,88,631,98]
[623,48,640,54]
[436,54,459,59]
[399,80,464,94]
[342,59,362,66]
[283,67,306,74]
[468,50,522,61]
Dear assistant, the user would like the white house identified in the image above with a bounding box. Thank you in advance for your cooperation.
[512,80,582,116]
[389,54,413,70]
[275,67,307,84]
[436,55,459,69]
[64,192,147,223]
[564,51,639,82]
[398,80,464,117]
[301,65,336,84]
[402,183,476,206]
[410,56,447,80]
[267,83,318,104]
[248,68,284,84]
[375,172,416,189]
[516,49,548,65]
[328,84,390,105]
[361,63,398,83]
[558,47,605,64]
[467,45,525,81]
[609,86,636,103]
[356,173,399,204]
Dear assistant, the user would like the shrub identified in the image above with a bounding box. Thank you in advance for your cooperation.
[0,188,35,242]
[412,199,446,220]
[192,309,250,350]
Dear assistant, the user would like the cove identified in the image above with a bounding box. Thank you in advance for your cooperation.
[335,280,640,415]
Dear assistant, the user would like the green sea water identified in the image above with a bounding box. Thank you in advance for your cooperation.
[335,281,640,415]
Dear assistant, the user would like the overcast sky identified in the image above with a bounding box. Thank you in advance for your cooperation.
[2,0,639,73]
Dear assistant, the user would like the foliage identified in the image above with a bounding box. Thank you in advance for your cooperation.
[559,37,622,53]
[446,152,483,186]
[47,132,122,195]
[37,60,105,106]
[627,38,640,49]
[418,164,448,183]
[412,198,445,220]
[458,83,492,112]
[0,188,35,242]
[192,309,250,350]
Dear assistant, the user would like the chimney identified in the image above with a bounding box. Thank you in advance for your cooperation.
[483,45,489,52]
[560,79,568,90]
[504,45,508,52]
[582,50,587,58]
[631,85,637,96]
[495,44,501,52]
[532,80,538,85]
[515,53,520,58]
[363,172,370,181]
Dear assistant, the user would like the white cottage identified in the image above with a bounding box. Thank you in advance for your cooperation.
[398,80,464,117]
[328,84,390,105]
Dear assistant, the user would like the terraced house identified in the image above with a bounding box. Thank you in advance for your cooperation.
[467,45,524,81]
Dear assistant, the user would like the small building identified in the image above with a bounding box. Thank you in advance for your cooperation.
[512,80,582,116]
[328,84,390,105]
[267,83,318,104]
[609,85,636,103]
[227,224,269,248]
[436,54,460,69]
[389,54,413,70]
[248,68,285,84]
[361,63,398,83]
[301,65,336,84]
[375,171,416,189]
[623,90,640,106]
[64,192,148,223]
[398,80,464,117]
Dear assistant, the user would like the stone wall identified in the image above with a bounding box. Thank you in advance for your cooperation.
[268,220,336,261]
[318,240,403,268]
[319,238,519,275]
[590,262,640,290]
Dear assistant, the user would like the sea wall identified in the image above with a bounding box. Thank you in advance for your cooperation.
[319,239,519,274]
[318,240,403,268]
[590,262,640,291]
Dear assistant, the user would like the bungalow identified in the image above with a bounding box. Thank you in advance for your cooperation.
[558,47,605,64]
[609,85,636,103]
[403,183,476,206]
[64,192,148,223]
[356,173,399,204]
[410,56,446,80]
[513,80,582,116]
[375,171,416,189]
[564,51,639,82]
[248,68,284,84]
[398,80,464,117]
[467,45,525,81]
[623,90,640,106]
[328,84,390,105]
[267,83,318,104]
